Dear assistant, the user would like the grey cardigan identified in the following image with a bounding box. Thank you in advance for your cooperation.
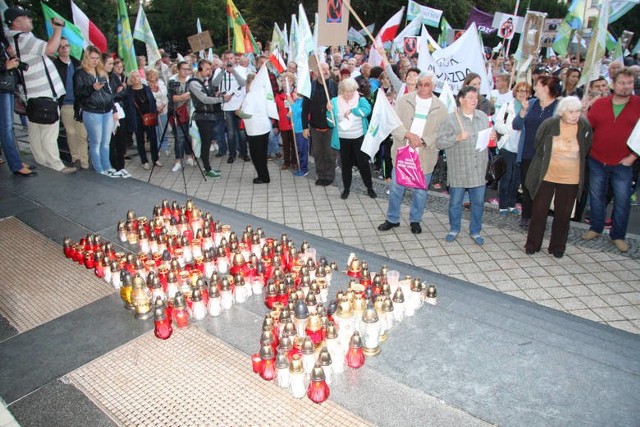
[524,116,592,200]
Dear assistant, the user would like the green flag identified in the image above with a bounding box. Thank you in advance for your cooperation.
[578,0,609,87]
[41,4,84,60]
[116,0,137,73]
[438,16,451,47]
[552,0,586,56]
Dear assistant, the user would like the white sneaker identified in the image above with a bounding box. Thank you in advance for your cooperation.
[171,162,182,172]
[142,163,151,170]
[185,157,195,166]
[155,160,163,167]
[119,169,131,178]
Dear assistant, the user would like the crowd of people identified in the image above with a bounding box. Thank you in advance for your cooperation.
[1,5,638,256]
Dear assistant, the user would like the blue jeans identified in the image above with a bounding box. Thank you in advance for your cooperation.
[295,132,309,173]
[386,170,432,224]
[224,111,247,158]
[156,113,169,152]
[212,113,225,153]
[172,121,192,160]
[83,111,114,173]
[268,129,281,156]
[498,150,520,209]
[449,186,486,235]
[0,91,23,172]
[588,156,633,240]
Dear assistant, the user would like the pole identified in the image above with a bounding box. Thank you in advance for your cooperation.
[344,0,376,45]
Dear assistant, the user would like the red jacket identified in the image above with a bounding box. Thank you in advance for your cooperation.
[275,92,293,131]
[587,94,640,165]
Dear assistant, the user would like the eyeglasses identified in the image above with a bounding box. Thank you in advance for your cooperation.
[416,82,432,88]
[179,68,191,71]
[516,89,528,93]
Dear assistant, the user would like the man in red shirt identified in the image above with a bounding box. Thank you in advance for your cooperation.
[583,68,639,252]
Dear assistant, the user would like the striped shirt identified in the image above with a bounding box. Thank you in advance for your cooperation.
[8,31,65,100]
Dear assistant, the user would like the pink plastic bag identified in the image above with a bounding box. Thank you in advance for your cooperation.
[395,145,426,190]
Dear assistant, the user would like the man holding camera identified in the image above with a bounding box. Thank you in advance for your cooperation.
[219,50,249,164]
[188,59,223,178]
[5,7,76,173]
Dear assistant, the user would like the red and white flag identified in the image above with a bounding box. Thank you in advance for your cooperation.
[71,0,107,53]
[368,7,405,66]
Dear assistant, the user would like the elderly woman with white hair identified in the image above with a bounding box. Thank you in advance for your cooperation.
[524,96,592,258]
[326,77,375,200]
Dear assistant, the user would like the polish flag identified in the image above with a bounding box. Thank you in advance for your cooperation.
[71,0,107,53]
[368,7,405,66]
[269,49,286,73]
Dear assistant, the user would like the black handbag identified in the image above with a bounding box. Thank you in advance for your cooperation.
[14,34,59,124]
[486,153,507,186]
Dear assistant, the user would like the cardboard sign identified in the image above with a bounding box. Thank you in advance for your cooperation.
[541,18,562,48]
[317,0,349,47]
[188,31,213,53]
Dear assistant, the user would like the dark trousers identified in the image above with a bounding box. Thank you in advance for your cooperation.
[525,181,578,254]
[195,119,213,172]
[340,136,373,191]
[110,118,127,171]
[498,151,519,209]
[248,132,270,182]
[520,159,533,220]
[374,136,393,179]
[311,128,336,182]
[281,130,296,166]
[134,115,158,164]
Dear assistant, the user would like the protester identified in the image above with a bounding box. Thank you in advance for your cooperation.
[54,37,88,170]
[513,75,561,229]
[489,73,514,112]
[581,76,610,115]
[288,82,309,177]
[0,29,33,176]
[582,68,640,253]
[5,6,76,174]
[561,68,583,98]
[167,61,194,172]
[493,82,531,215]
[462,72,494,116]
[187,59,223,178]
[125,70,161,170]
[104,54,130,178]
[302,62,338,186]
[326,77,375,200]
[74,46,119,177]
[437,86,493,245]
[274,72,297,170]
[147,69,169,157]
[377,72,448,235]
[524,97,592,258]
[237,73,272,184]
[220,50,249,163]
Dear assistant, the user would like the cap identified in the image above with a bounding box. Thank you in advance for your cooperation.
[533,66,550,75]
[5,7,30,25]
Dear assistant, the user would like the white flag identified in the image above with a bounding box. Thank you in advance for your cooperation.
[295,4,314,99]
[438,80,457,114]
[254,64,279,121]
[196,18,205,59]
[133,5,161,66]
[361,89,403,159]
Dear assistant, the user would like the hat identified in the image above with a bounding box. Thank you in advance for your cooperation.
[340,69,351,76]
[4,7,30,25]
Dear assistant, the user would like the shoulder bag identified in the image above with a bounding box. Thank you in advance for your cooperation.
[14,34,59,124]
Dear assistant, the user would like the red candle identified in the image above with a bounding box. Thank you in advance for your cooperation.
[154,317,173,340]
[251,353,263,373]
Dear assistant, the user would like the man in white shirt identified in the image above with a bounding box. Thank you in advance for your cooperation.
[5,6,76,173]
[489,73,514,112]
[219,50,249,163]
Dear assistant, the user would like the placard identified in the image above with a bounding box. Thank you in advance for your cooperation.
[187,31,213,53]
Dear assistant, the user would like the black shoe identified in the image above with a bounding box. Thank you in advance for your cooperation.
[315,179,323,186]
[367,188,377,199]
[525,248,536,255]
[13,170,37,177]
[253,178,270,184]
[215,153,225,158]
[227,157,235,164]
[553,251,564,259]
[341,190,350,199]
[378,220,400,231]
[242,155,251,162]
[320,180,333,186]
[410,222,422,234]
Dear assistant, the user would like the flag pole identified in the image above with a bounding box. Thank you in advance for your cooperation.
[343,0,376,44]
[285,78,301,168]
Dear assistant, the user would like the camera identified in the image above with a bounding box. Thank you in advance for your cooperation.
[168,80,180,90]
[226,61,234,68]
[97,76,108,84]
[15,59,28,72]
